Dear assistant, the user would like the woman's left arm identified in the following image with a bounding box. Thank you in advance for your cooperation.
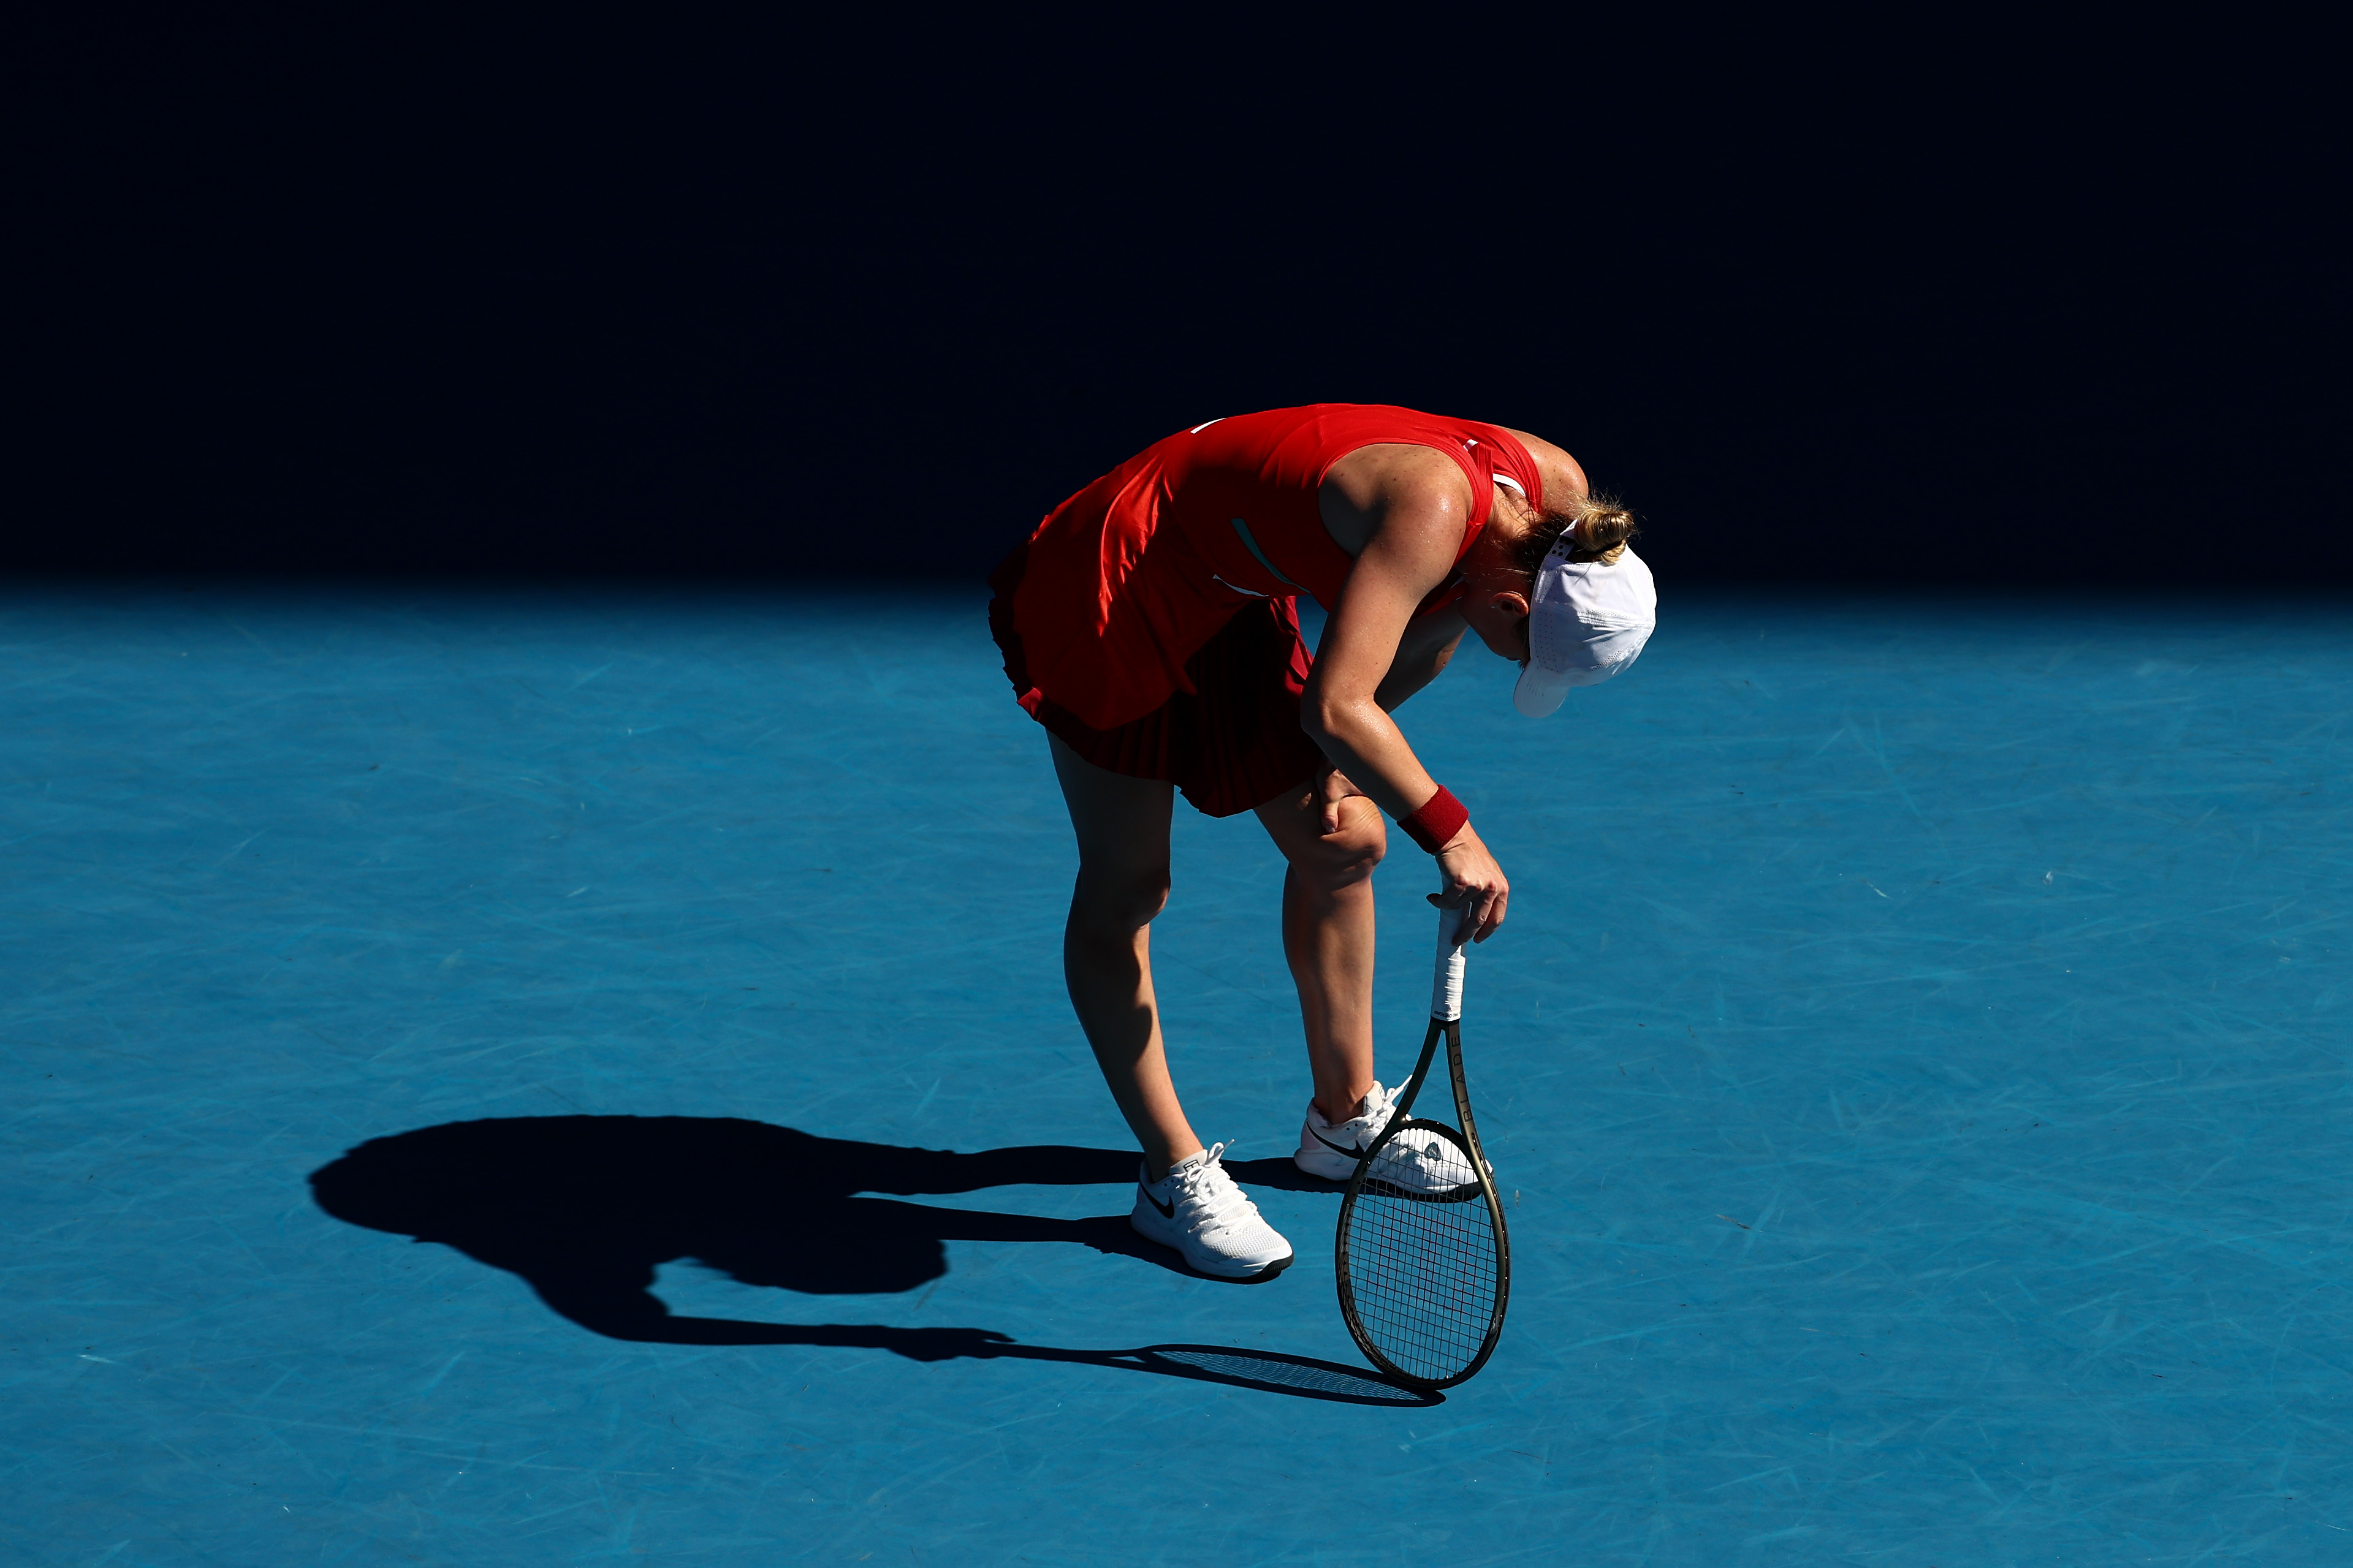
[1313,609,1467,834]
[1374,611,1469,713]
[1302,474,1511,939]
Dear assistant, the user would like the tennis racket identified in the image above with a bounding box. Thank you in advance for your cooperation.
[1334,903,1512,1390]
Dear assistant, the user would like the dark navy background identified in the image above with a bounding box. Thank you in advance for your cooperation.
[10,13,2345,585]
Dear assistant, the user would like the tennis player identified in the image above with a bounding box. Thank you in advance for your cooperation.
[989,405,1655,1279]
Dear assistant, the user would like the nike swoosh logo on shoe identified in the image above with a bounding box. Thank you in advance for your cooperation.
[1310,1127,1370,1161]
[1141,1185,1174,1219]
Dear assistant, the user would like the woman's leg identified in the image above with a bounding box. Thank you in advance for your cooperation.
[1254,779,1386,1125]
[1049,734,1203,1181]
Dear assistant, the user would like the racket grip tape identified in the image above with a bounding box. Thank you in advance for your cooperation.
[1430,903,1470,1021]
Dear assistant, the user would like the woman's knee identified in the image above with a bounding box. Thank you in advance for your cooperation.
[1071,865,1172,931]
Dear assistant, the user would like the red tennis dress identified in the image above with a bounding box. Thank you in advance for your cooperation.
[987,404,1547,817]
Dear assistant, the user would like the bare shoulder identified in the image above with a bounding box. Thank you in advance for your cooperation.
[1320,444,1474,557]
[1496,426,1591,506]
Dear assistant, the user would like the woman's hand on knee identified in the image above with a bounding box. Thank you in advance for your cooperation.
[1317,767,1372,836]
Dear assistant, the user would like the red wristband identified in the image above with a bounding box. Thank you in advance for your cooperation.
[1399,786,1470,855]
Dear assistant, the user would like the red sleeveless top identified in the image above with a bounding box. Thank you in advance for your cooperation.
[998,404,1547,731]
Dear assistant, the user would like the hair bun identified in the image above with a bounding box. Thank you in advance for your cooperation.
[1511,488,1643,578]
[1564,494,1637,565]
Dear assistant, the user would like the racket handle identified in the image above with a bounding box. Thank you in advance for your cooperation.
[1430,903,1470,1021]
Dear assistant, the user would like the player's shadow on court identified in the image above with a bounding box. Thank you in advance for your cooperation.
[308,1115,1435,1406]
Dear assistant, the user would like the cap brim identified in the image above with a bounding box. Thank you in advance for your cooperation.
[1513,662,1570,718]
[1513,638,1651,716]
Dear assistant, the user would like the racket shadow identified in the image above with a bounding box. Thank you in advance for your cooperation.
[309,1113,1431,1405]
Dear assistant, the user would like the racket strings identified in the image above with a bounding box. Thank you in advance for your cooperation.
[1340,1130,1501,1385]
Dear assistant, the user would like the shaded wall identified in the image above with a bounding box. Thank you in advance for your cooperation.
[13,15,2345,585]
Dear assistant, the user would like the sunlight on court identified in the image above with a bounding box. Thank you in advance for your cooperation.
[4,586,2346,1563]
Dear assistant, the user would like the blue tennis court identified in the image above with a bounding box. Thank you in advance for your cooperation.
[6,584,2347,1564]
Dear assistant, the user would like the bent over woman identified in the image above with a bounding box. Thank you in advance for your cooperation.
[988,404,1655,1279]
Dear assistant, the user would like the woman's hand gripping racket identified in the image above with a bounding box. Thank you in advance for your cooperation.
[1334,904,1512,1390]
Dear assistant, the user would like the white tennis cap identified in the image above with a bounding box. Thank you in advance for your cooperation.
[1511,543,1656,718]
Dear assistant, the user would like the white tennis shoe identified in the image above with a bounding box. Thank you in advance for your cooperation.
[1295,1080,1489,1195]
[1294,1079,1407,1180]
[1129,1143,1293,1279]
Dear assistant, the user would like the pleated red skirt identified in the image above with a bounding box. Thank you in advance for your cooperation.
[986,537,1326,819]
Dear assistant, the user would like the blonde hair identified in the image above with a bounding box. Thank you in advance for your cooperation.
[1508,490,1639,575]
